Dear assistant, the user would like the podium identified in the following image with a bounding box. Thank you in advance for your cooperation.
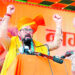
[7,54,72,75]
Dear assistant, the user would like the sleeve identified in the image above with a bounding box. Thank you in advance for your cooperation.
[47,22,62,51]
[0,15,10,38]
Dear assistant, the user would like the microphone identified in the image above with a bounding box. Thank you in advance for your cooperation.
[24,45,33,54]
[33,44,63,64]
[53,56,63,64]
[18,46,24,54]
[31,52,63,64]
[61,51,74,59]
[24,46,29,54]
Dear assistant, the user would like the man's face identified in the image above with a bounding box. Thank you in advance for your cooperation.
[18,26,33,40]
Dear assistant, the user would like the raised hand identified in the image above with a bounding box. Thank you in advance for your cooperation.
[53,14,62,23]
[6,5,15,15]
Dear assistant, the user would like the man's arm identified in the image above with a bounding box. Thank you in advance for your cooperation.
[0,5,15,38]
[0,5,15,51]
[47,14,62,51]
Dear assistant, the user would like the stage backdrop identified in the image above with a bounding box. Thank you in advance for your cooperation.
[0,1,75,56]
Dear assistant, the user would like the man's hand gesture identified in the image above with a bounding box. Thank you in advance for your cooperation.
[53,14,62,23]
[6,5,15,15]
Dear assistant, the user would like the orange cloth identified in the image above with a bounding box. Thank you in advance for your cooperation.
[17,15,45,33]
[7,54,72,75]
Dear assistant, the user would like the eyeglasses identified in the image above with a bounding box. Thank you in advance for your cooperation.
[20,28,33,33]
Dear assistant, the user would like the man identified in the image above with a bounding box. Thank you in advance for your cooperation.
[1,5,62,75]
